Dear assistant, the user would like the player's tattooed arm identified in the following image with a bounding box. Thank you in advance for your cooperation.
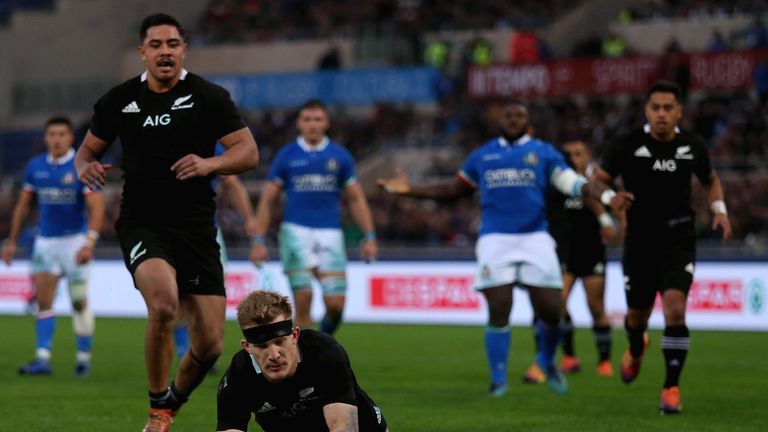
[584,168,634,212]
[324,403,359,432]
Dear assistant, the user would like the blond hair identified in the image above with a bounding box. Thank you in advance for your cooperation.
[236,291,293,328]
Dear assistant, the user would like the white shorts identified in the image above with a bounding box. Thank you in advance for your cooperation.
[474,232,563,290]
[32,233,90,285]
[278,222,347,273]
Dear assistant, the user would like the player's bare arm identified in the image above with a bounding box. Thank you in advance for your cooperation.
[706,171,732,240]
[587,167,634,212]
[250,181,282,264]
[76,192,105,265]
[74,131,113,191]
[323,402,359,432]
[1,190,34,265]
[377,169,474,201]
[172,127,258,180]
[343,182,378,262]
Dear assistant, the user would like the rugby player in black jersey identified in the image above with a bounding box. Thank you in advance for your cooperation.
[74,13,259,431]
[217,291,388,432]
[595,81,731,414]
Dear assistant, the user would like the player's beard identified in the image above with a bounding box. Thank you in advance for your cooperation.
[501,125,528,142]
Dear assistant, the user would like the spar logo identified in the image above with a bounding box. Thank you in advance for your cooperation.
[370,275,480,310]
[747,279,764,315]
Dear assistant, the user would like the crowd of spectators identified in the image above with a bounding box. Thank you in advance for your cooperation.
[3,1,768,256]
[194,0,579,44]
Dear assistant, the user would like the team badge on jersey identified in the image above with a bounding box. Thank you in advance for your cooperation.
[523,152,539,166]
[61,172,75,185]
[326,158,338,172]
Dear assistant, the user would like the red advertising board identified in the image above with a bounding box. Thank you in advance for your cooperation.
[688,279,743,312]
[370,275,481,310]
[469,50,767,98]
[0,274,33,300]
[224,272,256,307]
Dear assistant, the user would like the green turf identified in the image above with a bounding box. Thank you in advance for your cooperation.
[0,315,765,431]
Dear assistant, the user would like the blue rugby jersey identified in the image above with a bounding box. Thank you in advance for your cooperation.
[267,137,356,229]
[458,135,571,235]
[22,149,93,237]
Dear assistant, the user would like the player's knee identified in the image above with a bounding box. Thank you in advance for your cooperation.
[146,301,179,324]
[288,270,313,292]
[320,276,347,296]
[71,299,86,312]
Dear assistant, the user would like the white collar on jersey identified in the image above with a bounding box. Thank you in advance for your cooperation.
[498,134,531,147]
[140,68,189,82]
[249,348,303,375]
[643,123,680,134]
[46,148,75,165]
[298,136,329,152]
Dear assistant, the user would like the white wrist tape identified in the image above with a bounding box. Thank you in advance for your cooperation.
[598,213,614,228]
[600,189,616,206]
[711,200,727,215]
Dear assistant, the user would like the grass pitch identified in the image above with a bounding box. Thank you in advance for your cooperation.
[0,315,765,431]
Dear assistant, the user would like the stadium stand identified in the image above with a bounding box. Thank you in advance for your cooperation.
[1,0,768,258]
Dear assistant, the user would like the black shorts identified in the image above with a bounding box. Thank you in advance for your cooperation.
[563,240,606,278]
[115,216,224,296]
[622,226,696,310]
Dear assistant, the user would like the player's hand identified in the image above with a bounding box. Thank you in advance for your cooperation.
[712,213,732,241]
[171,154,214,181]
[609,191,634,212]
[376,169,410,194]
[1,241,16,265]
[77,161,112,191]
[75,246,94,265]
[250,244,269,265]
[361,239,378,263]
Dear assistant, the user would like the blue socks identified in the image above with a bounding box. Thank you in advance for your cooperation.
[35,310,56,359]
[320,316,342,335]
[484,325,511,386]
[535,320,560,370]
[173,324,189,359]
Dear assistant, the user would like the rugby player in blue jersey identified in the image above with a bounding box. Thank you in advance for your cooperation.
[2,116,104,377]
[377,101,633,396]
[252,99,377,335]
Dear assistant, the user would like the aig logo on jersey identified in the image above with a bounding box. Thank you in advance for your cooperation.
[652,159,677,172]
[143,114,171,127]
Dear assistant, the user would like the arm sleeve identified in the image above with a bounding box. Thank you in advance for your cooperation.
[90,92,119,143]
[318,344,358,407]
[692,136,714,185]
[339,149,357,187]
[216,367,253,432]
[208,84,247,139]
[457,151,480,188]
[22,162,35,192]
[266,148,288,185]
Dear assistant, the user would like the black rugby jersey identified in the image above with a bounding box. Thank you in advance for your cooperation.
[601,126,712,232]
[217,330,386,432]
[90,69,245,222]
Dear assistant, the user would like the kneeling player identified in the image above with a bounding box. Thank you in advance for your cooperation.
[217,291,388,432]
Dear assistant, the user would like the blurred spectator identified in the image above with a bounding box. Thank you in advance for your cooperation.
[745,15,768,48]
[602,32,627,58]
[707,29,730,52]
[753,52,768,105]
[509,29,541,64]
[317,46,342,70]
